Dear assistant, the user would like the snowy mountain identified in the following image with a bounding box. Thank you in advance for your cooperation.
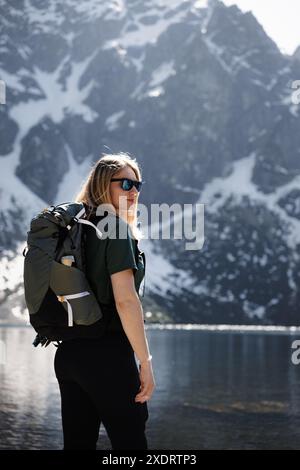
[1,0,300,325]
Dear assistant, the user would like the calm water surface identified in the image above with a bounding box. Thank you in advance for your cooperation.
[0,326,300,450]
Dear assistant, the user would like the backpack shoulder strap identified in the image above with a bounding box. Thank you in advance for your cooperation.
[76,218,103,239]
[66,204,103,239]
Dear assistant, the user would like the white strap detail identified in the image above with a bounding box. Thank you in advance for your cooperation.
[75,207,86,219]
[66,207,103,239]
[77,219,103,239]
[58,291,90,327]
[67,207,86,230]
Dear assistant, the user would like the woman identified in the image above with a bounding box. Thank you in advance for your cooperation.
[54,153,155,450]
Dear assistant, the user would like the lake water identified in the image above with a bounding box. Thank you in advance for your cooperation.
[1,325,300,450]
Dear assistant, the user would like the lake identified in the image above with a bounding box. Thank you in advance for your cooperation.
[0,325,300,450]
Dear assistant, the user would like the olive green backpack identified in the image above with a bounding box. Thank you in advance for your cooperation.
[23,202,108,347]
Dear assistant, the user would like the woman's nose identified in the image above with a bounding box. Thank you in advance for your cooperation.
[130,186,138,196]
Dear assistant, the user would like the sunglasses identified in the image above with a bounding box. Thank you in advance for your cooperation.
[110,178,144,192]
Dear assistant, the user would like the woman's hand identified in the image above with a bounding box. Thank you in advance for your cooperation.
[135,362,156,403]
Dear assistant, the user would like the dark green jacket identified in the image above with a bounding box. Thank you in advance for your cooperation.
[84,213,145,332]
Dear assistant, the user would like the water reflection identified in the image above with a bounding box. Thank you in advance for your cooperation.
[0,327,300,449]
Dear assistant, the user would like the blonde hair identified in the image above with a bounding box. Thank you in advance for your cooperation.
[74,152,143,241]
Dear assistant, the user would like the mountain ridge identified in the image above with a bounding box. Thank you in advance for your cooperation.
[1,0,300,325]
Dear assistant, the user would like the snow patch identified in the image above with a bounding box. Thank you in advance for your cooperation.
[0,245,25,294]
[54,149,95,205]
[148,86,164,97]
[102,4,188,50]
[199,153,300,248]
[243,301,266,320]
[138,237,201,298]
[149,61,176,88]
[105,110,125,131]
[194,0,208,9]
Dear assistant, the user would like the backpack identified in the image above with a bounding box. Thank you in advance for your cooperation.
[23,201,108,347]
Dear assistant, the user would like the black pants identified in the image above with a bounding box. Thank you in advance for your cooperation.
[54,331,149,450]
